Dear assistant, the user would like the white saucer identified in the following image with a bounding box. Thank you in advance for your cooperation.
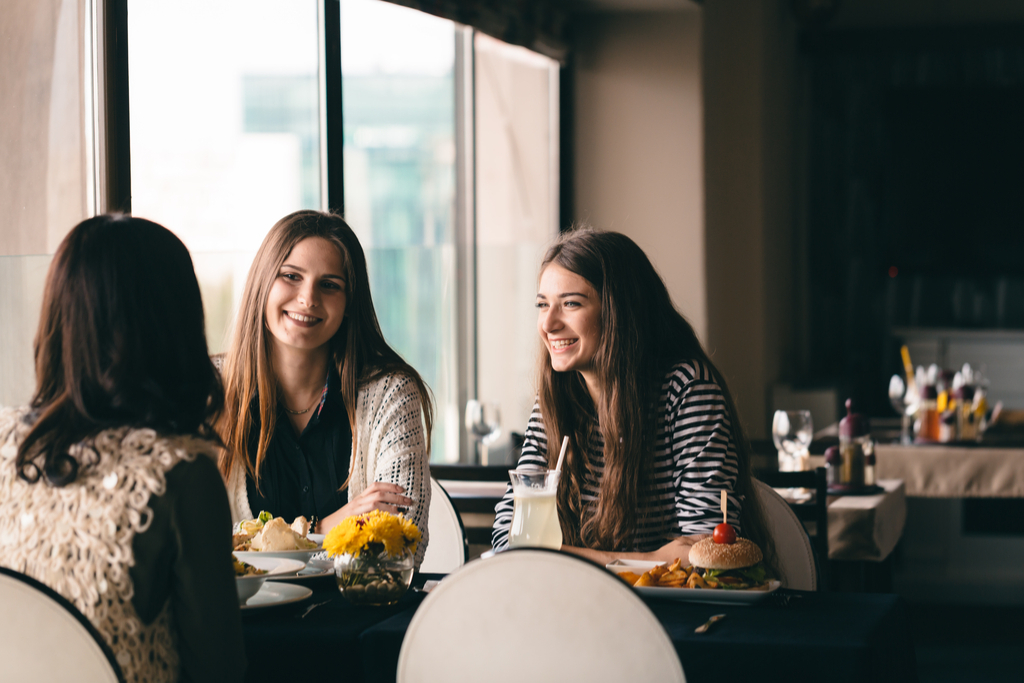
[241,582,313,610]
[269,565,335,582]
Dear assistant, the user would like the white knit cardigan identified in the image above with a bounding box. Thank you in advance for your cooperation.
[224,371,432,566]
[0,406,217,683]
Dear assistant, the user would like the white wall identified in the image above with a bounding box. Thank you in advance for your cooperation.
[572,4,800,440]
[572,10,707,345]
[703,0,799,439]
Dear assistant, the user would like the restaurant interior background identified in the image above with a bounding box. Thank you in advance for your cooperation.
[3,0,1024,673]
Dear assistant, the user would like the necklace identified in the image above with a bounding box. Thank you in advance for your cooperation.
[283,397,319,415]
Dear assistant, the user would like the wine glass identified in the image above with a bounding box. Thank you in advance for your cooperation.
[465,400,501,465]
[889,374,915,445]
[772,410,813,472]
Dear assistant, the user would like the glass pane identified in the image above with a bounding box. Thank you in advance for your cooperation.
[341,0,457,462]
[128,0,321,353]
[474,33,560,464]
[0,255,53,406]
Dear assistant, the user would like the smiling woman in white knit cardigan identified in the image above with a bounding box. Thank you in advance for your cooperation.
[217,210,433,566]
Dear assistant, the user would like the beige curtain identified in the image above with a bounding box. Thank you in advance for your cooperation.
[0,0,87,405]
[1,0,88,256]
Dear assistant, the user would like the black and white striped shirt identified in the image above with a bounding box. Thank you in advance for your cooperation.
[492,360,743,552]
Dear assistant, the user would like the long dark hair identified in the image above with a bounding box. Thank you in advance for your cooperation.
[218,210,434,489]
[17,214,224,486]
[538,228,774,564]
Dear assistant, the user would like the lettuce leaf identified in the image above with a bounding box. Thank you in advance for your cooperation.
[739,563,767,583]
[701,562,768,588]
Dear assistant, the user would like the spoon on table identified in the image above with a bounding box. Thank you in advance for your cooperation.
[694,614,726,634]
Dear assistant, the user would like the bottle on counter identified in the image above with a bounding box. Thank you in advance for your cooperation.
[938,409,957,443]
[838,398,871,490]
[952,385,976,441]
[864,445,876,487]
[916,385,940,442]
[825,445,842,490]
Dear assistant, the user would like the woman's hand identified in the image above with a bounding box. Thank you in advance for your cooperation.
[316,482,412,534]
[647,535,710,564]
[559,534,712,567]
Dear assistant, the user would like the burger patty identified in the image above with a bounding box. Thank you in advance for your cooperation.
[699,562,771,590]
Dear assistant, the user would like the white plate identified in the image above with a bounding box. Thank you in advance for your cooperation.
[235,555,307,576]
[307,556,334,571]
[606,559,780,605]
[234,545,322,562]
[241,582,313,610]
[268,565,335,582]
[634,580,781,605]
[605,559,665,572]
[234,556,307,604]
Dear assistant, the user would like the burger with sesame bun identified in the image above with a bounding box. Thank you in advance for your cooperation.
[688,527,771,590]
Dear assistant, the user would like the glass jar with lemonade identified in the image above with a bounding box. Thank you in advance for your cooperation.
[507,466,563,549]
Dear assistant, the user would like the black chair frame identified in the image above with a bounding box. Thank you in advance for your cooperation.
[754,466,829,589]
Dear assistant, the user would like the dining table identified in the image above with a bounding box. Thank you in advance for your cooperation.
[874,443,1024,498]
[241,570,918,683]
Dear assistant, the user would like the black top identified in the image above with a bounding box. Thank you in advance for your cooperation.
[245,371,353,523]
[130,455,246,683]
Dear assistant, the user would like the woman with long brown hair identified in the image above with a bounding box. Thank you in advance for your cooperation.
[218,210,433,565]
[492,228,774,569]
[0,215,244,682]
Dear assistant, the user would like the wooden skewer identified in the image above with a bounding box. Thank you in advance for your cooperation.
[720,489,727,525]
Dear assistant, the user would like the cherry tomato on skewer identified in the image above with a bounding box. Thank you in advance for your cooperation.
[713,522,737,544]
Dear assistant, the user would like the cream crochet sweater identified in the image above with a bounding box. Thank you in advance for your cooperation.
[224,371,432,566]
[0,407,219,683]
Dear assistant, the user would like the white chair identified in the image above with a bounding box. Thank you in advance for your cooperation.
[397,549,686,683]
[0,567,124,683]
[418,478,468,574]
[752,478,818,591]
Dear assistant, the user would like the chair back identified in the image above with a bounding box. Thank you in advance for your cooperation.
[752,479,818,591]
[418,478,468,574]
[398,549,686,683]
[0,567,124,683]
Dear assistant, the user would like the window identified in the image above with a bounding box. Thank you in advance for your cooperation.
[108,0,559,463]
[474,33,560,464]
[339,0,459,461]
[128,0,322,353]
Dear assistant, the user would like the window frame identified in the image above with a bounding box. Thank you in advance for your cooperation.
[105,0,563,463]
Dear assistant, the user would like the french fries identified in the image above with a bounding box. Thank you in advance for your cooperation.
[615,571,643,585]
[617,558,701,589]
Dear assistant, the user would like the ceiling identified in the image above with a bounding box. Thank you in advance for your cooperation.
[555,0,701,14]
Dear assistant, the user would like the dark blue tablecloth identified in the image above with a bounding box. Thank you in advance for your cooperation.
[241,575,425,683]
[243,575,918,683]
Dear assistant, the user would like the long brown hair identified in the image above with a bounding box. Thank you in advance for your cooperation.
[17,214,223,486]
[538,228,774,565]
[217,210,433,490]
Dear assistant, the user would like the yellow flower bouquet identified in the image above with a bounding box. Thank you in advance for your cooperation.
[324,510,421,606]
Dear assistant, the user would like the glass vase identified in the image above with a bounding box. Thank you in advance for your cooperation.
[333,549,414,606]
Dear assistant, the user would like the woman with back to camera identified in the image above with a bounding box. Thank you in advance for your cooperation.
[492,227,775,569]
[0,215,245,682]
[218,210,433,566]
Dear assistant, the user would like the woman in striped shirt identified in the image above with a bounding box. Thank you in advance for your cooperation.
[492,228,774,568]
